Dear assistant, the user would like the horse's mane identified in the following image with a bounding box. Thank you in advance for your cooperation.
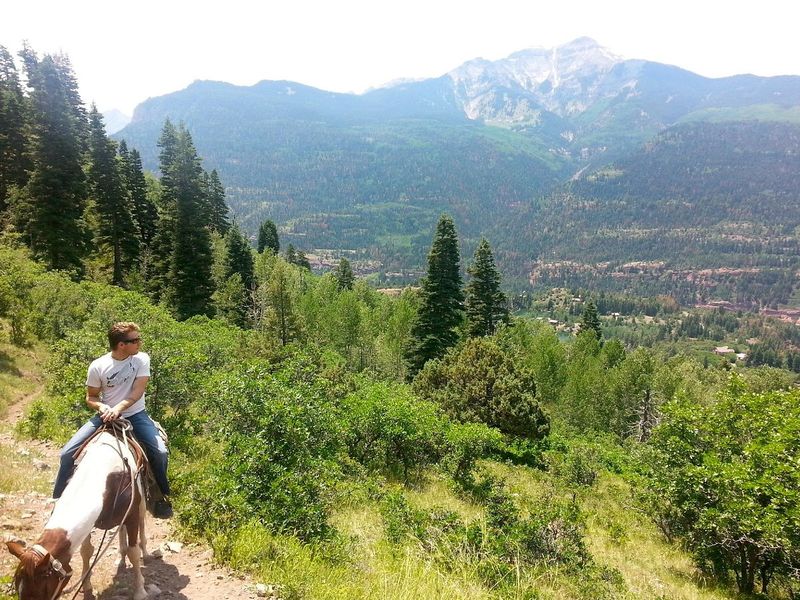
[14,549,39,583]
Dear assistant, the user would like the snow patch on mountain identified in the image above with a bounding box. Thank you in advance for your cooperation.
[447,37,639,123]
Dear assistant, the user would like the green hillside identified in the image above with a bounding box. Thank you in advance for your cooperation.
[3,243,800,598]
[493,121,800,304]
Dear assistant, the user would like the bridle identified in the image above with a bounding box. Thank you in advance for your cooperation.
[15,544,72,600]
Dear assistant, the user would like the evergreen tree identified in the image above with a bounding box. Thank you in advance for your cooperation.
[223,225,255,292]
[212,272,248,328]
[333,257,354,291]
[260,258,302,345]
[580,299,602,341]
[465,238,508,337]
[12,49,88,274]
[413,336,549,440]
[285,243,297,265]
[51,52,87,151]
[170,126,214,319]
[86,106,138,285]
[118,141,158,249]
[207,169,230,235]
[296,249,311,270]
[406,214,464,377]
[0,45,31,212]
[257,219,279,254]
[285,244,311,270]
[147,119,179,301]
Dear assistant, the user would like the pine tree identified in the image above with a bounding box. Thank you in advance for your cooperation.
[261,259,301,345]
[406,214,464,377]
[295,249,311,270]
[285,244,310,270]
[257,219,279,254]
[580,299,602,341]
[12,49,88,274]
[206,169,230,235]
[118,141,158,249]
[86,106,138,285]
[223,225,255,292]
[147,119,179,301]
[0,45,31,212]
[170,126,214,319]
[285,244,297,265]
[465,238,508,337]
[333,257,354,291]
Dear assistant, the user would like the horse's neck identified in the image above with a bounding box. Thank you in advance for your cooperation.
[44,433,131,554]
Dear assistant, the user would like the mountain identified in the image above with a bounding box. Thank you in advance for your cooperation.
[102,109,131,134]
[498,120,800,306]
[114,39,800,302]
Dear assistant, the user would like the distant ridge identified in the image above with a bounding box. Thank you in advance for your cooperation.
[113,39,800,299]
[102,108,131,135]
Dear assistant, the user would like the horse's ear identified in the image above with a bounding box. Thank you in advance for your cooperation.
[6,539,27,559]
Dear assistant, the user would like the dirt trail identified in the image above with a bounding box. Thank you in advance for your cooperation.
[1,384,271,600]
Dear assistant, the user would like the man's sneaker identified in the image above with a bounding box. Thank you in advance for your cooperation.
[153,498,173,519]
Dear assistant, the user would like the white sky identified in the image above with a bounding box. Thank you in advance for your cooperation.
[2,0,798,115]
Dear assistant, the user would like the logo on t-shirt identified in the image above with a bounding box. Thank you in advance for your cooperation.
[105,362,136,389]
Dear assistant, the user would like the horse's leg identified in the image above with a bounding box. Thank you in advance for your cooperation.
[118,522,129,569]
[80,535,94,595]
[125,506,147,600]
[138,493,148,560]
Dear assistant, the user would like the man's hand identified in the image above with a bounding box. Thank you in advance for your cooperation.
[99,404,121,422]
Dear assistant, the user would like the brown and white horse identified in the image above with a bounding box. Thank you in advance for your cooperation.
[6,430,148,600]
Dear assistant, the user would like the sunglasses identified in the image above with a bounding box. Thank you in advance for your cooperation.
[122,337,142,344]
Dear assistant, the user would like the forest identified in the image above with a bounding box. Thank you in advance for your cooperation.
[1,43,800,599]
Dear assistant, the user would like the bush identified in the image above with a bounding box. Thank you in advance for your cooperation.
[199,357,346,541]
[637,376,800,594]
[0,245,44,344]
[442,422,502,487]
[341,381,447,482]
[413,336,550,441]
[547,443,600,487]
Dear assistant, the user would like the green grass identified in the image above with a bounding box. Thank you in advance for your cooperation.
[583,477,741,600]
[196,460,756,599]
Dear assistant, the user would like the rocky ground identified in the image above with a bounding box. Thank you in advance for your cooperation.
[1,388,275,600]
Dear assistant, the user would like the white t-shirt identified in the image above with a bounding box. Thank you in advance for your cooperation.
[86,352,151,417]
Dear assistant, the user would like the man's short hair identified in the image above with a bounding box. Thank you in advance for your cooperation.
[108,322,140,349]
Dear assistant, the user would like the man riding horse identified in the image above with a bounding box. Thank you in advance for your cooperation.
[53,321,172,519]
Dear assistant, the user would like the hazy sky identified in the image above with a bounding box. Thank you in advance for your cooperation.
[3,0,798,115]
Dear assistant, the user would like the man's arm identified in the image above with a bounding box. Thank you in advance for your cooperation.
[86,385,105,413]
[98,376,150,422]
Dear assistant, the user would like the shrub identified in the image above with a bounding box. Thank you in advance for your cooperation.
[199,358,346,541]
[341,381,447,482]
[637,376,800,595]
[413,336,550,441]
[443,422,502,487]
[0,245,44,344]
[547,443,600,488]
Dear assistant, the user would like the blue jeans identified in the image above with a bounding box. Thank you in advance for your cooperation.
[53,410,170,499]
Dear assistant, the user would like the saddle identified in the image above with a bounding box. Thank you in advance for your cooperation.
[72,418,167,510]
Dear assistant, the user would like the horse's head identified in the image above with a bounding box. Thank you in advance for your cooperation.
[6,540,72,600]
